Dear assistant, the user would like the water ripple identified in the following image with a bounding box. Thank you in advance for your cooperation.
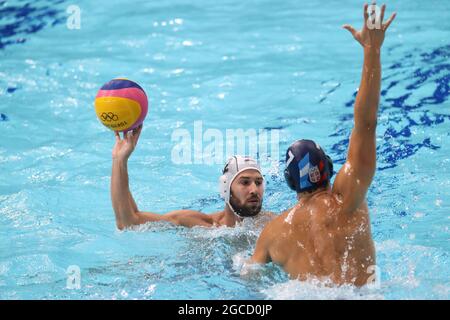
[331,44,450,169]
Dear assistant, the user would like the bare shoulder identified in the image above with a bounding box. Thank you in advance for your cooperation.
[310,192,349,226]
[329,185,370,216]
[282,193,341,226]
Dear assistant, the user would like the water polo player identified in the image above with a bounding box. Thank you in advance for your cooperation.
[248,3,396,287]
[110,125,275,229]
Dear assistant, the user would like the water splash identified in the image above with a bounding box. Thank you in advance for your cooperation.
[262,278,384,300]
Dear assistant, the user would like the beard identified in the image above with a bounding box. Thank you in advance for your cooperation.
[229,193,262,218]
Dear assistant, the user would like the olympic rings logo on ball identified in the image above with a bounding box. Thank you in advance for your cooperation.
[101,112,119,122]
[94,78,148,132]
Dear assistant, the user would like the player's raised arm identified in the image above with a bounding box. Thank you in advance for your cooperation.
[333,3,396,214]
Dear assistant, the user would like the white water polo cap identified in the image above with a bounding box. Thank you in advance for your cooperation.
[219,155,263,203]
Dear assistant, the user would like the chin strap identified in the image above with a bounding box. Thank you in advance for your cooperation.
[226,201,244,220]
[226,197,261,219]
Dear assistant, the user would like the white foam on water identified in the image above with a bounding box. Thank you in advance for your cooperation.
[144,284,157,297]
[232,251,249,272]
[374,240,449,298]
[261,278,384,300]
[188,213,272,240]
[126,220,180,233]
[232,250,262,277]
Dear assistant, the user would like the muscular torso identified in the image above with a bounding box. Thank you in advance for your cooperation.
[266,191,375,287]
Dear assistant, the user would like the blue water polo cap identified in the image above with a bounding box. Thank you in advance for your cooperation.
[284,139,334,193]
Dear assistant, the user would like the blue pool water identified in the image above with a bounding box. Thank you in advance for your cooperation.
[0,0,449,299]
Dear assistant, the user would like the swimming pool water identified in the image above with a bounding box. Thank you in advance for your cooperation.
[0,0,449,299]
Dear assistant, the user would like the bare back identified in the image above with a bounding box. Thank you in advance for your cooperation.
[250,3,396,288]
[261,190,375,286]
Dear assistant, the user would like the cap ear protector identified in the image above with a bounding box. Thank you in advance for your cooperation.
[284,153,334,192]
[284,167,297,191]
[219,164,230,200]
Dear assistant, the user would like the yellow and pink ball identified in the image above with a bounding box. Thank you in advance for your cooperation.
[94,78,148,132]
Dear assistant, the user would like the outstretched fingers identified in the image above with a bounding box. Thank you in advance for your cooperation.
[363,3,369,22]
[123,130,131,144]
[383,12,396,31]
[133,124,143,135]
[343,24,358,39]
[380,4,386,24]
[132,125,142,146]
